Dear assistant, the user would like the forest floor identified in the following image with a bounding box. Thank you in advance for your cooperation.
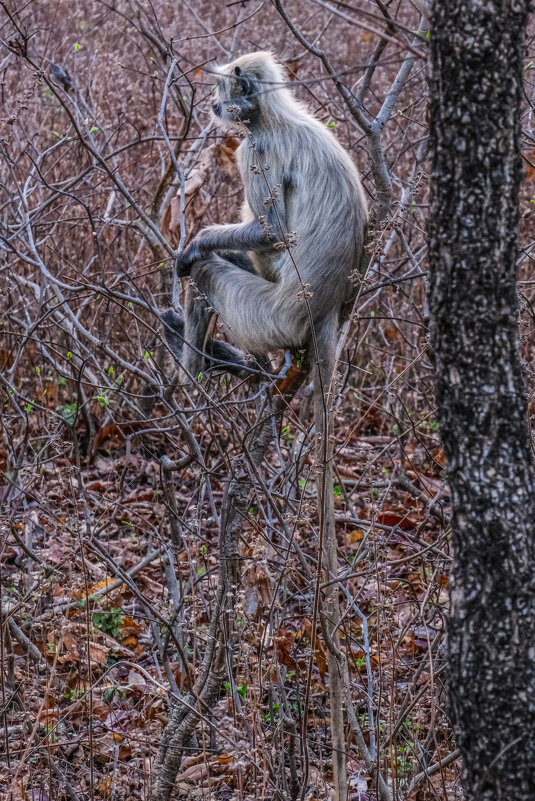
[0,381,461,800]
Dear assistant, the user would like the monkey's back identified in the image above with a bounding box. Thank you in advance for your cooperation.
[237,112,367,325]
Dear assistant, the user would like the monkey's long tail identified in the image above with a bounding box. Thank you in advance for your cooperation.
[312,318,348,801]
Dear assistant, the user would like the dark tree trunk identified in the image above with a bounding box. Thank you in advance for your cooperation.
[428,2,535,799]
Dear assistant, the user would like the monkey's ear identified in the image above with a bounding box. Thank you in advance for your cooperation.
[234,66,243,77]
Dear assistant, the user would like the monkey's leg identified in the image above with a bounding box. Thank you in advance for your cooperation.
[162,303,250,380]
[161,308,186,362]
[183,269,267,382]
[163,255,262,381]
[161,303,208,379]
[190,253,307,355]
[181,251,258,380]
[182,278,212,382]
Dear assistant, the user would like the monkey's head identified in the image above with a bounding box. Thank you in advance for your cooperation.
[211,51,289,128]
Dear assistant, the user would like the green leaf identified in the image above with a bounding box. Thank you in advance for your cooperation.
[56,401,77,424]
[35,366,41,376]
[24,403,33,413]
[97,396,108,406]
[121,520,133,526]
[333,484,342,497]
[89,126,98,134]
[93,607,123,638]
[74,42,81,51]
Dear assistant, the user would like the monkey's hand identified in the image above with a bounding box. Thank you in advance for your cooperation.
[175,240,204,277]
[175,226,224,276]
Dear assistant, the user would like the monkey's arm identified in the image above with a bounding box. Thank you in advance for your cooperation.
[176,179,292,276]
[176,219,276,276]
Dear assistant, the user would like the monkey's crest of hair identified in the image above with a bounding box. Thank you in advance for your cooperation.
[212,51,307,128]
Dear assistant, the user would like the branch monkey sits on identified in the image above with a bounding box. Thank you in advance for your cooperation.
[164,49,367,417]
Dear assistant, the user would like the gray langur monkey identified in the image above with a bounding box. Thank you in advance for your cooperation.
[163,50,367,413]
[161,54,366,797]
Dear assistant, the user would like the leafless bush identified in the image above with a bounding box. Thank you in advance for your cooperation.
[8,1,535,799]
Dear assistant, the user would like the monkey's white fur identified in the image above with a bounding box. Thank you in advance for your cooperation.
[168,50,367,386]
[161,57,366,797]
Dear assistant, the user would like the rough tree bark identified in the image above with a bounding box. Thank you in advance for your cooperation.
[428,2,535,800]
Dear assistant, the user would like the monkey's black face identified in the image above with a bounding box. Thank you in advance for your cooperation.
[212,66,260,126]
